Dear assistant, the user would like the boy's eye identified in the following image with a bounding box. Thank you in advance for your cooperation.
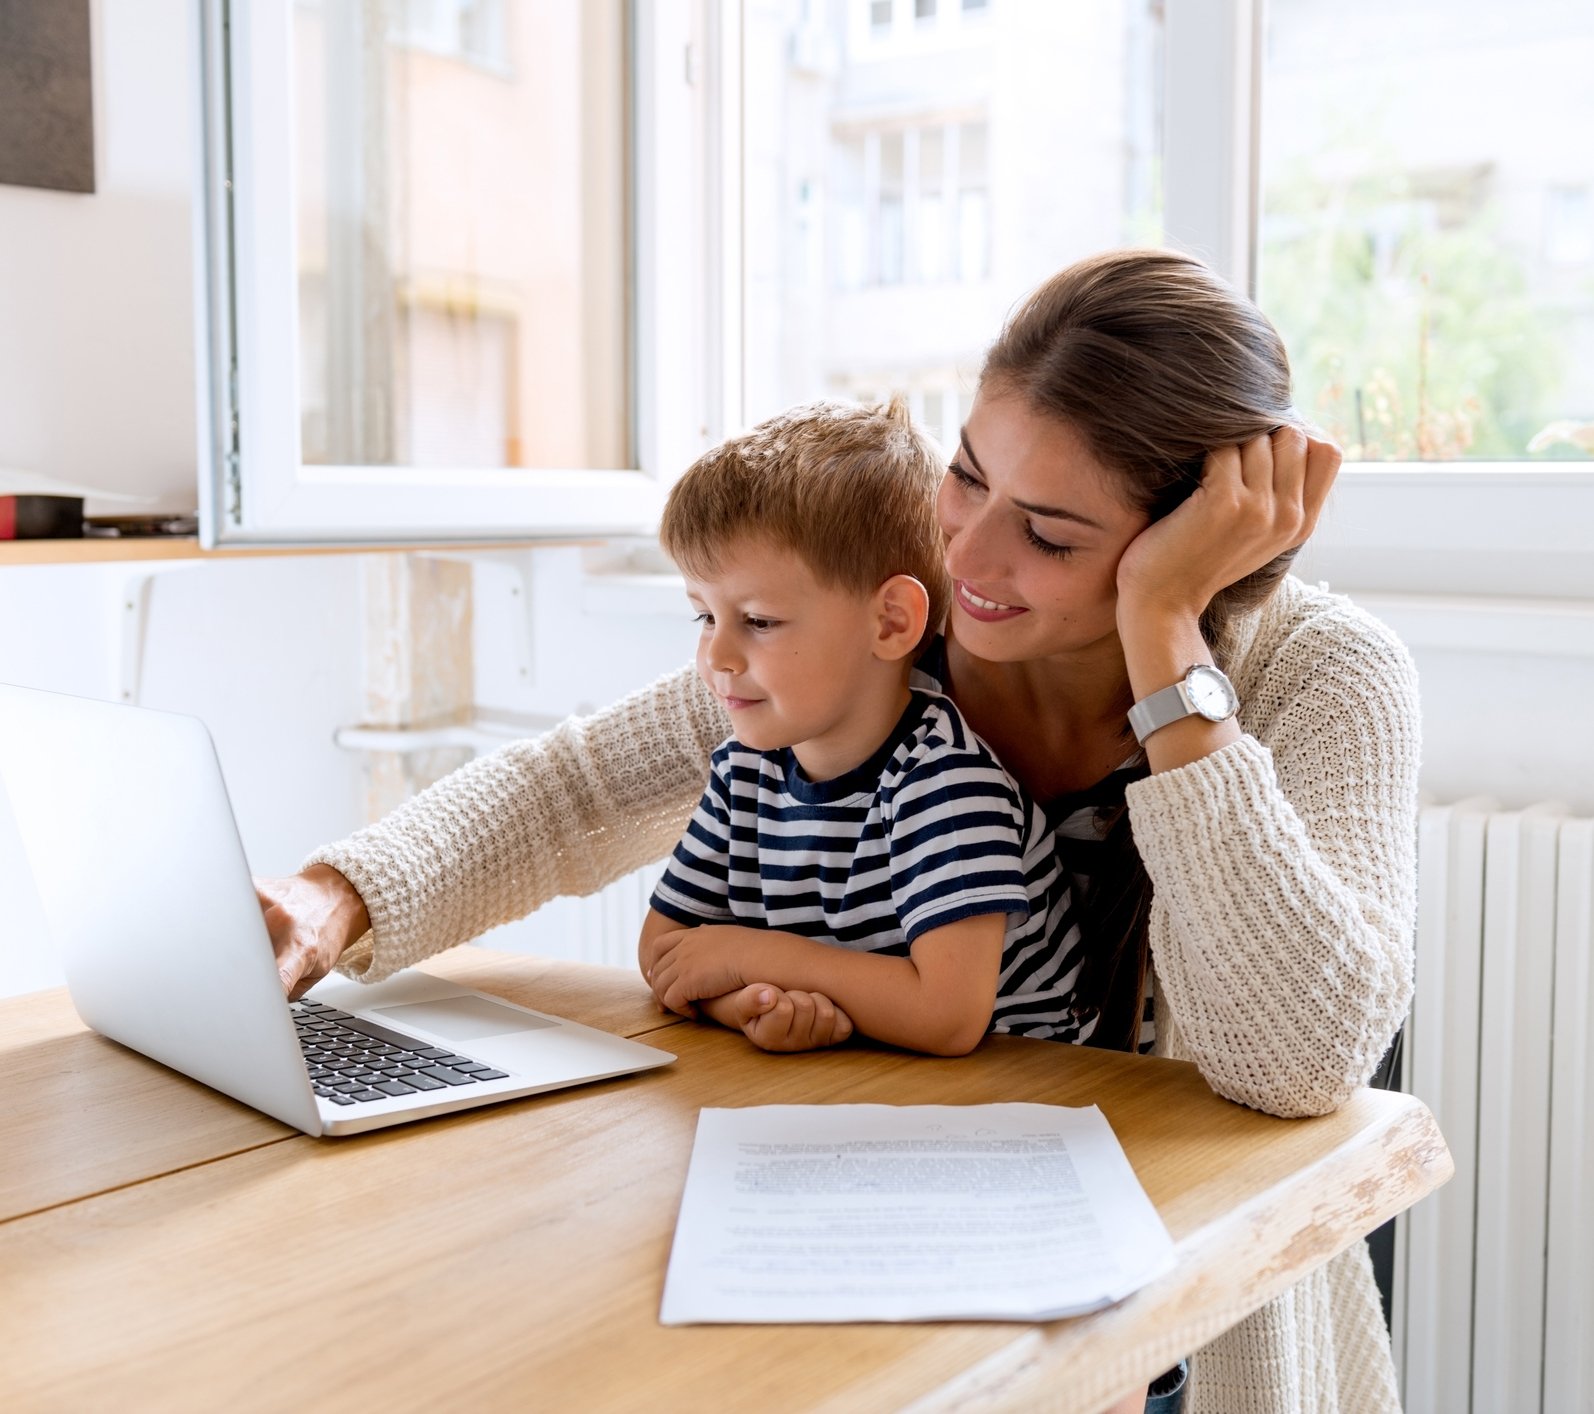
[691,611,714,627]
[745,616,779,632]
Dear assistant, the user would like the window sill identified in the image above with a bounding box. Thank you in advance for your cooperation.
[0,537,593,568]
[1298,463,1594,599]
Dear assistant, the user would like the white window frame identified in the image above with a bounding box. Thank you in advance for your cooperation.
[193,0,717,547]
[1162,0,1594,598]
[197,0,1593,578]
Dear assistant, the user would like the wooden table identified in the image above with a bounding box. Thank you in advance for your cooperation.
[0,950,1451,1413]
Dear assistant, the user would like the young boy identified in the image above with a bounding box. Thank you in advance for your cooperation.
[637,397,1072,1056]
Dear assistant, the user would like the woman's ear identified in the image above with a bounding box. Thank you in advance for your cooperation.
[873,575,930,662]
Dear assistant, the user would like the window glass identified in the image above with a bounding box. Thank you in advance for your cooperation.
[833,138,869,292]
[878,131,906,286]
[1258,0,1594,462]
[743,0,1164,426]
[917,126,947,282]
[957,120,989,282]
[293,0,629,471]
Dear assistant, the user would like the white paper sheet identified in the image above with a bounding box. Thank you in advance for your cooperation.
[659,1103,1175,1324]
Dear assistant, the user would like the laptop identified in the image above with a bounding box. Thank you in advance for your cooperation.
[0,683,675,1137]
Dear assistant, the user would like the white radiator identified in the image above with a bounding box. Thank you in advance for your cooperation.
[583,860,668,969]
[1398,801,1594,1414]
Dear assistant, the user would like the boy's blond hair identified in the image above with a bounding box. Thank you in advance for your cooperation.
[659,397,951,648]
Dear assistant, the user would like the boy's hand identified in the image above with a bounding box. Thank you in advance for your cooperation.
[643,923,760,1016]
[730,984,855,1052]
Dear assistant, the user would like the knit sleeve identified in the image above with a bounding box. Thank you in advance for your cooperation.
[649,748,738,926]
[305,664,728,982]
[1125,603,1420,1118]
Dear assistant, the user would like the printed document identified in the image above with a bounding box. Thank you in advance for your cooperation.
[660,1102,1174,1324]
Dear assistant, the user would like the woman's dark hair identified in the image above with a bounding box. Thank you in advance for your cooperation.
[980,248,1300,1051]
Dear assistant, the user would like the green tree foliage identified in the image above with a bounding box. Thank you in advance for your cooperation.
[1262,165,1574,460]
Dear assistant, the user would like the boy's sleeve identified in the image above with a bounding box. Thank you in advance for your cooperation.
[650,751,738,926]
[886,748,1031,945]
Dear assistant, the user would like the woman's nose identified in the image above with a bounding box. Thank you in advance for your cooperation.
[942,502,1000,582]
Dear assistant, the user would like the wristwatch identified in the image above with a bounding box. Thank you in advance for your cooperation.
[1127,664,1240,745]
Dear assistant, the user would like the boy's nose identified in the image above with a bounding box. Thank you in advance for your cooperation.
[704,633,743,674]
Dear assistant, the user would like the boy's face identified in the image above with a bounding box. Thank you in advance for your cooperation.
[684,538,896,763]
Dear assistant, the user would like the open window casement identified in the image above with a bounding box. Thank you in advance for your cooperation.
[193,0,718,546]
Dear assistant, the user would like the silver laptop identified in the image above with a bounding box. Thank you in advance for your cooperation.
[0,683,674,1137]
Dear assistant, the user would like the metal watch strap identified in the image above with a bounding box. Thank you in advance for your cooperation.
[1126,680,1193,745]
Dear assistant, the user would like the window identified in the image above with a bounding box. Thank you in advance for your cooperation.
[878,131,905,285]
[388,0,510,71]
[1257,0,1594,464]
[956,121,989,282]
[197,0,711,544]
[744,1,1162,426]
[1545,186,1593,267]
[199,0,1591,581]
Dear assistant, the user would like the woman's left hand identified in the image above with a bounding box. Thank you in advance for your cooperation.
[1113,426,1340,625]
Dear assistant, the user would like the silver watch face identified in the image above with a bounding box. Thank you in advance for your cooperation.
[1186,665,1239,721]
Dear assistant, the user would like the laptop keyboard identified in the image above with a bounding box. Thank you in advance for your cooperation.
[292,999,510,1106]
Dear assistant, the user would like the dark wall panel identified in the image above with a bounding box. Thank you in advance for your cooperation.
[0,0,95,193]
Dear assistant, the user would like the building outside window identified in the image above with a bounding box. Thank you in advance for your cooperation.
[744,0,1164,435]
[294,0,626,474]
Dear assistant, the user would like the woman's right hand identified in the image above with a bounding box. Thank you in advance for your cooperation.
[1114,425,1340,624]
[255,864,370,1000]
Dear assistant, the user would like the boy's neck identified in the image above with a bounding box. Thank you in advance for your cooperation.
[790,673,914,783]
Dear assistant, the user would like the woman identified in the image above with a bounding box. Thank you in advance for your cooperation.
[260,249,1419,1414]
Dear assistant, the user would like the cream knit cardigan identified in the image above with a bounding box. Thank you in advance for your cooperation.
[311,574,1420,1414]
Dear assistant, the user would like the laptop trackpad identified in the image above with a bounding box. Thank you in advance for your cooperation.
[373,996,559,1043]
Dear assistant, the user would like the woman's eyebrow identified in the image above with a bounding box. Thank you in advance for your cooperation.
[958,429,1107,532]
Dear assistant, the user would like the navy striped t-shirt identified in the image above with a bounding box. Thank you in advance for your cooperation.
[651,690,1079,1038]
[911,639,1155,1052]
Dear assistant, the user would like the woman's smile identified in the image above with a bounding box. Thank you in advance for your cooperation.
[954,580,1028,621]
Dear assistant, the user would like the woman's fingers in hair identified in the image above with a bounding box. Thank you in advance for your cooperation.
[1299,433,1342,539]
[1201,442,1245,504]
[1265,426,1309,543]
[1206,425,1330,552]
[1238,430,1281,495]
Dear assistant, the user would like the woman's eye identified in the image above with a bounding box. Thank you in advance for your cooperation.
[1023,524,1074,560]
[946,458,982,490]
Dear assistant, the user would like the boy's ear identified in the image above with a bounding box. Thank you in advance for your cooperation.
[872,574,930,662]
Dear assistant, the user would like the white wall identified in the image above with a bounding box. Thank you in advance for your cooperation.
[0,546,699,999]
[0,0,685,1000]
[0,556,370,996]
[0,0,197,514]
[1295,535,1594,816]
[465,547,699,964]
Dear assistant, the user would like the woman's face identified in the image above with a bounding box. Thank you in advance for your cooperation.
[937,388,1150,664]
